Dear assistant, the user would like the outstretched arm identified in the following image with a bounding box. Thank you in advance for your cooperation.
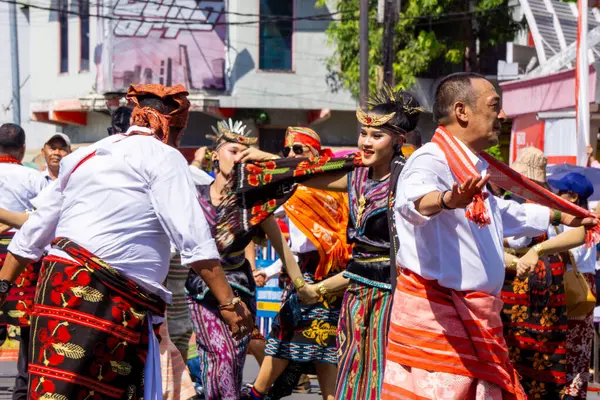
[0,209,29,229]
[516,227,586,277]
[236,147,349,192]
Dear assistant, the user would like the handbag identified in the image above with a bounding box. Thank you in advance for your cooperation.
[564,252,596,317]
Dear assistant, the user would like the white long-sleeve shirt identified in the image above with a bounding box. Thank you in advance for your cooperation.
[0,162,48,212]
[394,140,550,295]
[9,129,220,303]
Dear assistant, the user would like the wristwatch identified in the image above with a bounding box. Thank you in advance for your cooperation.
[0,280,12,294]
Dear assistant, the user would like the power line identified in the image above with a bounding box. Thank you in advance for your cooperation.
[0,0,347,25]
[0,0,519,27]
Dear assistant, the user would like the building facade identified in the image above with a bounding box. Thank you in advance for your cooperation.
[2,0,366,161]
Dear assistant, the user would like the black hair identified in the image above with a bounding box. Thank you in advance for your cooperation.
[137,95,178,114]
[405,129,422,148]
[368,88,421,135]
[559,190,589,210]
[108,106,132,135]
[0,123,25,151]
[433,72,485,124]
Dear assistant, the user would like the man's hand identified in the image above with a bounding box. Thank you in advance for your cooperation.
[235,148,279,164]
[516,248,540,278]
[0,293,7,308]
[443,175,491,209]
[560,212,600,228]
[253,270,267,287]
[219,300,254,341]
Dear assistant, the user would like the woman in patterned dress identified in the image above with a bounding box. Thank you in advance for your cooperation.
[247,127,352,400]
[236,88,423,400]
[185,119,319,400]
[503,151,596,399]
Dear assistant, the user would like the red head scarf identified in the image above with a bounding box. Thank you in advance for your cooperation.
[126,84,191,144]
[284,127,333,157]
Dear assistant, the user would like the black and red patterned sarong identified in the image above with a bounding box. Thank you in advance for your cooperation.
[501,250,568,399]
[28,237,165,399]
[0,232,41,328]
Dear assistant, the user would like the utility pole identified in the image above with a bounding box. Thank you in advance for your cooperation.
[9,1,21,125]
[359,0,369,109]
[383,0,399,86]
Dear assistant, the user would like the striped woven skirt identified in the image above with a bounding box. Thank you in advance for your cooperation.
[187,293,256,400]
[165,255,194,360]
[334,280,392,400]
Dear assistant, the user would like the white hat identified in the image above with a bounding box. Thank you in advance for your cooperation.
[44,133,71,147]
[512,147,547,183]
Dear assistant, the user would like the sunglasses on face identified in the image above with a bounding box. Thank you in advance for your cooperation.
[282,144,308,157]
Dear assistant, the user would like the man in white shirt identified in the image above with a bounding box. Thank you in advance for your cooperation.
[40,133,71,181]
[0,123,49,400]
[382,73,597,399]
[0,84,252,399]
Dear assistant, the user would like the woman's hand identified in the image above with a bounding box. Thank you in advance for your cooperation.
[253,270,267,287]
[297,284,320,305]
[516,248,540,278]
[235,148,279,163]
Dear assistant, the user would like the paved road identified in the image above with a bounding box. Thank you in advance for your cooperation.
[0,358,323,399]
[243,357,321,399]
[5,358,600,399]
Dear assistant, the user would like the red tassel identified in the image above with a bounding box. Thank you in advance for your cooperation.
[465,194,491,228]
[585,224,600,248]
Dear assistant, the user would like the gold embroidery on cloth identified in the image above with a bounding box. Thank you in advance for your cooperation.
[302,320,336,346]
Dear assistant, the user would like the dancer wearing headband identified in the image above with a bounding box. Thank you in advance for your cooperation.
[230,87,422,400]
[246,127,351,400]
[185,119,315,400]
[0,84,252,399]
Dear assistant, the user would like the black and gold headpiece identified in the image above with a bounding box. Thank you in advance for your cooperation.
[209,118,257,148]
[356,84,424,133]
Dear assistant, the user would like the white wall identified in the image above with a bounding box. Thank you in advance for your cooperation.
[222,0,357,111]
[0,3,57,150]
[29,6,98,102]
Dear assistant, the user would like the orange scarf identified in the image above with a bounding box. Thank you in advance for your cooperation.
[126,84,190,144]
[283,185,352,280]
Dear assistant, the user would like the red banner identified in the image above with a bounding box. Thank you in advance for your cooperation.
[510,113,545,163]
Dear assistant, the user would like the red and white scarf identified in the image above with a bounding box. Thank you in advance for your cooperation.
[432,126,600,246]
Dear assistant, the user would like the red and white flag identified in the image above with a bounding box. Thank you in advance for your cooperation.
[576,0,591,166]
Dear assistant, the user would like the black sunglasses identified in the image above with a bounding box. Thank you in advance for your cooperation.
[282,144,307,157]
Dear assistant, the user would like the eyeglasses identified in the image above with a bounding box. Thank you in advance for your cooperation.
[282,144,308,157]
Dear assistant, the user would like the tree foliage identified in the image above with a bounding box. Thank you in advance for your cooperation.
[317,0,524,97]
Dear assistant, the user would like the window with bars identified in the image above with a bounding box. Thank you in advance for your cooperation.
[259,0,293,71]
[80,0,90,71]
[58,0,68,73]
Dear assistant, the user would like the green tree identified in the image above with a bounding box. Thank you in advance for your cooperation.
[485,144,504,161]
[317,0,523,97]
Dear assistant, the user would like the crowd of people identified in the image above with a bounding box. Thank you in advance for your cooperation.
[0,73,599,400]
